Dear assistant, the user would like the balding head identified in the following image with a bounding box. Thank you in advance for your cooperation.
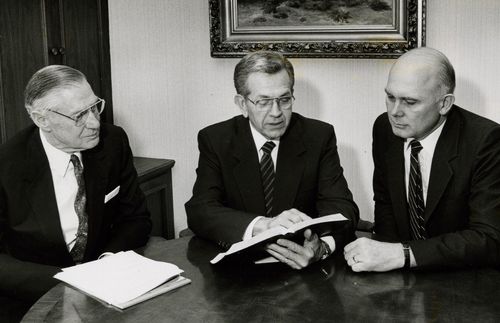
[391,47,455,95]
[384,47,456,140]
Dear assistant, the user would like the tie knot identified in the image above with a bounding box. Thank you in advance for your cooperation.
[261,141,276,155]
[70,154,82,169]
[410,140,423,154]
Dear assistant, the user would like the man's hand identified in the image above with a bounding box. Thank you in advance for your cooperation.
[343,237,405,272]
[252,208,311,236]
[266,229,328,270]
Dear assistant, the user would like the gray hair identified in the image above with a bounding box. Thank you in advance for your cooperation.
[234,51,295,96]
[24,65,87,114]
[437,52,456,94]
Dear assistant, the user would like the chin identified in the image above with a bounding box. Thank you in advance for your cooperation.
[391,127,412,139]
[84,137,100,149]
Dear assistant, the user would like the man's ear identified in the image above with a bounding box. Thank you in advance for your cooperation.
[439,94,455,116]
[30,110,51,131]
[234,94,248,118]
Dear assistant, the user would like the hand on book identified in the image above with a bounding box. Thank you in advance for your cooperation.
[252,208,311,236]
[266,229,327,270]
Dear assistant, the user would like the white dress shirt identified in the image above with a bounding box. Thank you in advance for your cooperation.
[40,130,81,251]
[404,120,446,205]
[242,122,335,253]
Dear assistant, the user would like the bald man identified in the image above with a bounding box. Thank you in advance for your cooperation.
[344,47,500,272]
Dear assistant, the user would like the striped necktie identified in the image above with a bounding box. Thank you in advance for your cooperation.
[69,154,88,263]
[408,140,426,240]
[260,141,276,217]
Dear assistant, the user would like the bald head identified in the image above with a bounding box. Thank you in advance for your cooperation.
[391,47,455,95]
[384,47,456,140]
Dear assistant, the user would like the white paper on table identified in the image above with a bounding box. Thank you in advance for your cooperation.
[54,251,184,306]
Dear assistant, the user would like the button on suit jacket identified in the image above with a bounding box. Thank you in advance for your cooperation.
[186,113,359,249]
[0,124,151,302]
[373,106,500,268]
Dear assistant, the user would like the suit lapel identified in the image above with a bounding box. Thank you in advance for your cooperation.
[82,144,108,259]
[232,118,267,216]
[424,110,460,222]
[274,116,306,215]
[386,134,411,238]
[23,131,72,260]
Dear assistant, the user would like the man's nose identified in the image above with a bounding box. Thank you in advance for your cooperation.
[85,111,100,128]
[389,100,403,116]
[269,99,283,116]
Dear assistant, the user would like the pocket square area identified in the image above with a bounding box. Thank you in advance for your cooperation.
[104,186,120,203]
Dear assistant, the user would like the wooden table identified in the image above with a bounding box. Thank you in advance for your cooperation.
[22,236,500,322]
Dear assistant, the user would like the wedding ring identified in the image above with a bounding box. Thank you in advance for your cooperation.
[353,255,359,263]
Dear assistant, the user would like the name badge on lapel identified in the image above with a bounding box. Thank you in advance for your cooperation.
[104,186,120,203]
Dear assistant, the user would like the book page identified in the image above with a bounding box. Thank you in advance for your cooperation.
[210,213,347,264]
[54,251,183,306]
[287,213,347,232]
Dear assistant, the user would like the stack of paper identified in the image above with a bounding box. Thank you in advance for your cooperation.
[54,251,190,309]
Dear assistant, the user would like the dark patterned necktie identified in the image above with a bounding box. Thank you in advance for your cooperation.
[260,141,276,217]
[69,154,88,263]
[408,140,426,240]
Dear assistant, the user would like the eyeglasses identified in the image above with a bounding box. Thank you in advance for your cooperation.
[48,98,105,127]
[245,95,295,111]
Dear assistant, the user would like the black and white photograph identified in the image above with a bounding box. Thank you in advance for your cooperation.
[0,0,499,322]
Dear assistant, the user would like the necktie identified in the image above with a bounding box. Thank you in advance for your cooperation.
[69,154,88,263]
[260,141,276,217]
[408,140,426,240]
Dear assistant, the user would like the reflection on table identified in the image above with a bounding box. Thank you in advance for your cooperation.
[22,236,500,322]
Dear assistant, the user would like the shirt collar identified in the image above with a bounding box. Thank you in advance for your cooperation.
[39,129,82,177]
[404,119,447,152]
[249,121,280,151]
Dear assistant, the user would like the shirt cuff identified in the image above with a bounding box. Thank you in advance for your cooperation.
[320,236,336,253]
[243,216,264,240]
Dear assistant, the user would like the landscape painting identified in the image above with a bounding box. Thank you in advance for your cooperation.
[236,0,393,27]
[209,0,426,58]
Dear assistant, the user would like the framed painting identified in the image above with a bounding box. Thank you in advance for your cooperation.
[209,0,426,58]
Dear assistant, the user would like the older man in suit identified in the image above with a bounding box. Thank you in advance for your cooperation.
[186,51,359,269]
[0,65,151,317]
[344,47,500,271]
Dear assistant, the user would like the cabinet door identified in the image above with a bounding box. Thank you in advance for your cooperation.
[0,0,112,143]
[61,0,113,124]
[0,0,47,141]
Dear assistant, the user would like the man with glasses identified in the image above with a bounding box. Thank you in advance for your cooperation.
[344,47,500,272]
[186,51,359,269]
[0,65,151,315]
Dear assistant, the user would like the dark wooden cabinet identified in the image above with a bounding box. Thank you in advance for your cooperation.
[134,157,176,240]
[0,0,113,143]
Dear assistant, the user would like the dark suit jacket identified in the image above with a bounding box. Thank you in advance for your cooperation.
[185,113,359,249]
[373,106,500,268]
[0,124,151,302]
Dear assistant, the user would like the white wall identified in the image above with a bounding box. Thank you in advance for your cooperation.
[108,0,500,235]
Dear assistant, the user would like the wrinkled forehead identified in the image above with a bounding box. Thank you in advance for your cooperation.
[40,81,97,113]
[387,59,441,94]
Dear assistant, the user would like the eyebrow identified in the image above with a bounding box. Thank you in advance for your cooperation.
[72,98,100,115]
[384,89,418,101]
[255,91,292,99]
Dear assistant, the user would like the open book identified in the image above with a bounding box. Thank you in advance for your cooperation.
[210,213,348,264]
[54,251,191,310]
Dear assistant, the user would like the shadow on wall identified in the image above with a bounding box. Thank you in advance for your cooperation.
[337,142,374,221]
[294,75,375,221]
[456,76,486,117]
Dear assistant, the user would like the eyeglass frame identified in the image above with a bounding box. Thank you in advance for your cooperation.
[47,98,105,126]
[245,95,295,110]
